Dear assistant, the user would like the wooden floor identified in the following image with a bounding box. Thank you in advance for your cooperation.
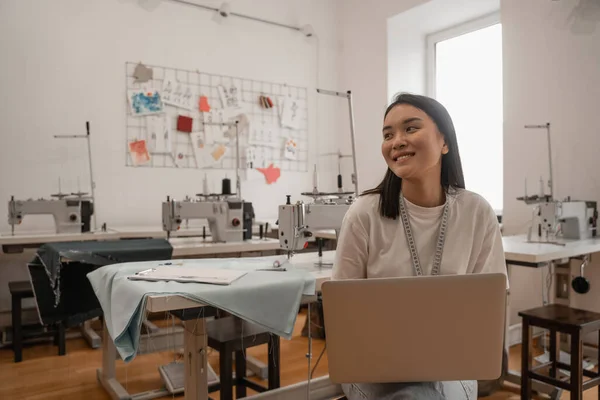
[0,311,594,399]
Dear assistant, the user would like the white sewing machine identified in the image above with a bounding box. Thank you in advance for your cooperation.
[519,193,597,243]
[162,195,254,242]
[518,123,599,244]
[7,194,94,235]
[277,190,354,254]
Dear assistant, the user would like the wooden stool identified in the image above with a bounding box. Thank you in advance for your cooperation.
[207,316,281,400]
[9,280,65,362]
[519,304,600,400]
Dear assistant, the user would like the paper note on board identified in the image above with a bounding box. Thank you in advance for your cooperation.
[217,84,241,111]
[146,114,172,154]
[283,138,297,160]
[245,147,256,169]
[129,140,151,165]
[128,89,163,116]
[280,97,302,130]
[190,131,214,168]
[162,71,195,111]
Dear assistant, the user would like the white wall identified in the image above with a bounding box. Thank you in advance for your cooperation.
[387,0,500,99]
[0,0,341,316]
[501,0,600,326]
[336,0,499,192]
[335,0,430,192]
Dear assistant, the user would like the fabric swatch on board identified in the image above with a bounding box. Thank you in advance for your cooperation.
[199,96,211,112]
[256,163,281,184]
[177,115,193,133]
[133,62,153,83]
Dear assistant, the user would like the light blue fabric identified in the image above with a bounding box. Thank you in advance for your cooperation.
[87,255,316,363]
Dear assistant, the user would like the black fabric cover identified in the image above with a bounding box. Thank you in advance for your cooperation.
[28,239,173,327]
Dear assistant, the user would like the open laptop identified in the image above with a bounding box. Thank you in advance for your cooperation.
[321,273,507,384]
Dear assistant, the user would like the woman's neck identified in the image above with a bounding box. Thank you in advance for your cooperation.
[401,179,445,208]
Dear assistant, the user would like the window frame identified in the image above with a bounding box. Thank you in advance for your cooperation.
[426,12,501,98]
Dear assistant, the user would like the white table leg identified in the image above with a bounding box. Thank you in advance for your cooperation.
[183,318,208,400]
[82,320,102,348]
[97,324,130,400]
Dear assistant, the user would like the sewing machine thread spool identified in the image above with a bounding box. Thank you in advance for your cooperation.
[222,178,231,195]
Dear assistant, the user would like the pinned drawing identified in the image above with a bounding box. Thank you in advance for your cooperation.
[256,163,281,184]
[204,109,228,143]
[128,89,163,116]
[280,97,301,129]
[218,84,241,110]
[129,140,151,165]
[249,123,277,147]
[283,138,297,160]
[190,131,213,168]
[162,71,194,110]
[146,115,172,154]
[133,62,153,83]
[245,147,256,169]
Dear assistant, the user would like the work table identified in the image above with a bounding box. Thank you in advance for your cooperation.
[0,223,277,253]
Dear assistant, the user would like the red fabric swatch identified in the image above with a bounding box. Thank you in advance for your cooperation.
[199,96,211,112]
[256,163,281,184]
[177,115,193,133]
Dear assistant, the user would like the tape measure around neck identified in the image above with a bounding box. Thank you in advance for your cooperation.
[399,192,449,276]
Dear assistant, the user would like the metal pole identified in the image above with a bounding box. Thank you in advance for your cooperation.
[9,195,15,236]
[347,91,359,196]
[316,88,360,196]
[54,121,98,230]
[546,122,553,199]
[86,122,97,230]
[235,121,241,199]
[524,123,553,200]
[168,0,302,33]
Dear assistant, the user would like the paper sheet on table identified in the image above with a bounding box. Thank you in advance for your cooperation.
[128,266,247,285]
[87,255,316,363]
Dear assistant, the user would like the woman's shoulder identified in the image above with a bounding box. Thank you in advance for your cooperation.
[345,192,380,222]
[449,188,498,219]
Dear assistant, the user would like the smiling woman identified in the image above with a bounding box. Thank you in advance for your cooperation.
[364,92,466,215]
[331,93,508,400]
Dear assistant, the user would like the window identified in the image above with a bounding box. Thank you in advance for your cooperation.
[427,13,503,214]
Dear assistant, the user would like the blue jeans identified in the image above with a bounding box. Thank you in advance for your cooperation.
[342,380,477,400]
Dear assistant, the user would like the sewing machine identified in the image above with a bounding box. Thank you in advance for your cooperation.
[162,195,254,242]
[518,123,598,244]
[518,192,597,243]
[277,191,354,254]
[8,194,94,235]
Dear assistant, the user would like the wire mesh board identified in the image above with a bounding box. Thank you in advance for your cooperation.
[124,62,309,173]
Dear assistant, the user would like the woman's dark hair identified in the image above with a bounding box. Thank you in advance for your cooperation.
[362,92,465,219]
